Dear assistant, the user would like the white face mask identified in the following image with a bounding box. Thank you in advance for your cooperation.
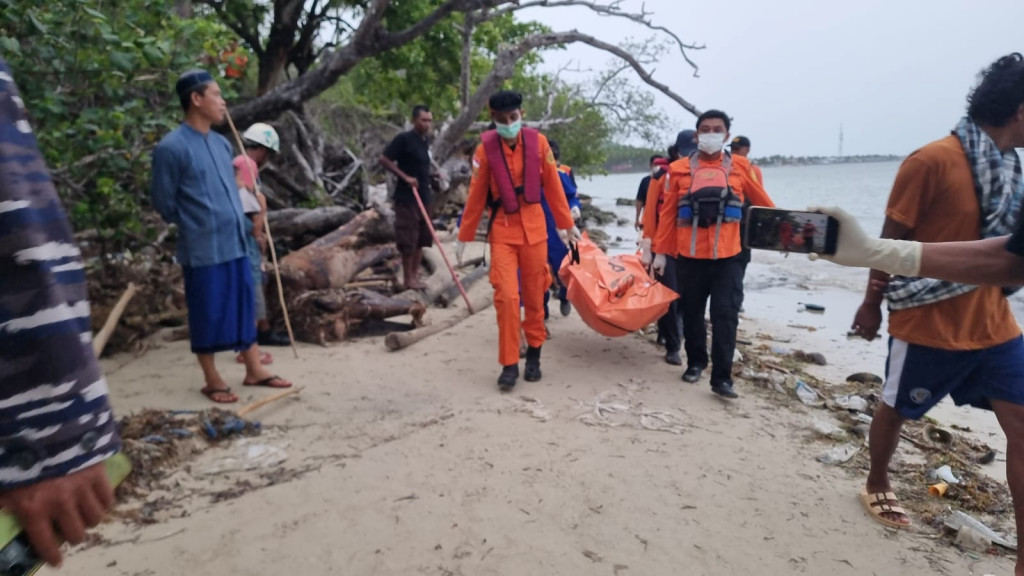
[697,133,727,154]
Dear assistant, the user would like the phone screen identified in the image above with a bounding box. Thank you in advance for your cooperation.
[744,207,839,255]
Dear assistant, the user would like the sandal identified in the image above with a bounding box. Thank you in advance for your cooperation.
[860,488,911,529]
[200,387,239,404]
[243,375,293,388]
[236,351,273,365]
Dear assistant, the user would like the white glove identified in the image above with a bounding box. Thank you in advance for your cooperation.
[570,206,581,221]
[455,241,465,266]
[569,225,582,243]
[640,238,653,267]
[652,253,667,277]
[807,206,922,276]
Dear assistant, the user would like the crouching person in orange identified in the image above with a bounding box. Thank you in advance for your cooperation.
[456,91,580,390]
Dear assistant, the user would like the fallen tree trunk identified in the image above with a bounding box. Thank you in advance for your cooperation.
[268,206,357,240]
[278,209,396,292]
[385,292,493,351]
[458,256,485,270]
[395,248,452,305]
[291,288,426,345]
[438,264,489,308]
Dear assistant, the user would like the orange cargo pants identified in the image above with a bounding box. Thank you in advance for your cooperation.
[490,240,550,367]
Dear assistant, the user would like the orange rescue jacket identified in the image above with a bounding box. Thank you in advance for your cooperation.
[653,153,774,259]
[459,130,574,246]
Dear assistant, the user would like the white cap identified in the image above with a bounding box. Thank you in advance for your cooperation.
[242,122,280,153]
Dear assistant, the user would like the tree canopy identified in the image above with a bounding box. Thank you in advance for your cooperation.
[1,0,703,243]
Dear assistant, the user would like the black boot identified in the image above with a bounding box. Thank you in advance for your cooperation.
[498,365,519,390]
[524,346,542,382]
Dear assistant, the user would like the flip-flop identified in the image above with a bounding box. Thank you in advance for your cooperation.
[200,387,239,404]
[860,488,911,529]
[237,351,273,365]
[243,375,293,388]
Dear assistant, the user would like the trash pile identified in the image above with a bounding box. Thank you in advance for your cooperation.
[116,408,263,498]
[738,345,1015,555]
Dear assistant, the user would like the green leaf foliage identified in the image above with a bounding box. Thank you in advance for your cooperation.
[0,0,246,238]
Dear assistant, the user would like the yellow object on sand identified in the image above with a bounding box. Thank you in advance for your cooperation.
[929,482,949,497]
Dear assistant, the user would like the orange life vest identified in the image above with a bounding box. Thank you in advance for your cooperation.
[481,128,542,214]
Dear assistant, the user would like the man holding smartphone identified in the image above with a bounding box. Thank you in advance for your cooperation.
[651,110,774,399]
[820,54,1024,547]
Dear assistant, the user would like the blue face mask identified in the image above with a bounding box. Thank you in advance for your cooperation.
[496,119,522,140]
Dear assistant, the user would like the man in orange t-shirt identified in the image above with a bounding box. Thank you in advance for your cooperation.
[652,111,774,399]
[848,53,1024,540]
[456,91,579,390]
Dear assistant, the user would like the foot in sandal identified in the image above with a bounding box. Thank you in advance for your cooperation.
[243,370,292,388]
[200,386,238,403]
[860,487,911,529]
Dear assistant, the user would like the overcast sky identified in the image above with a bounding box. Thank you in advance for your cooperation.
[522,0,1024,157]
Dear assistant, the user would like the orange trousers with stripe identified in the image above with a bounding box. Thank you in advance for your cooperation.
[490,240,550,367]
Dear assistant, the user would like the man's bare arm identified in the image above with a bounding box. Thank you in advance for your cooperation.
[918,236,1024,285]
[862,217,912,304]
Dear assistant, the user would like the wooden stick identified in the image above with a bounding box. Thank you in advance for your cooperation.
[386,293,492,351]
[93,283,138,357]
[343,280,391,290]
[236,386,304,418]
[223,111,299,359]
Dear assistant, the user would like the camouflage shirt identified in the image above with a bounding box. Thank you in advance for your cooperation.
[0,59,120,488]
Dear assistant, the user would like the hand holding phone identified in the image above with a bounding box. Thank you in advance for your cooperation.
[744,207,840,255]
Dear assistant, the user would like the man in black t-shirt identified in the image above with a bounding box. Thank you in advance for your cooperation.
[380,105,434,290]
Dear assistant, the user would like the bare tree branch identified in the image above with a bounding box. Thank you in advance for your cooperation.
[228,0,516,127]
[380,0,512,50]
[198,0,265,57]
[482,0,705,76]
[434,29,702,162]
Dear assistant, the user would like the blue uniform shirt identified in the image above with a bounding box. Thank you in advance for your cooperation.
[151,124,248,267]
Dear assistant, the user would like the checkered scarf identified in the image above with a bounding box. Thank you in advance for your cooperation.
[885,117,1023,310]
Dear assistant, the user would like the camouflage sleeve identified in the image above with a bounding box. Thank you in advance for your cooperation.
[0,59,120,488]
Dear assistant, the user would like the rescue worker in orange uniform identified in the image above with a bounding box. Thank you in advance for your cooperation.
[652,110,775,399]
[641,133,696,366]
[456,91,580,390]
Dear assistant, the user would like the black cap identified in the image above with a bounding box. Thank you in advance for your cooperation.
[175,69,214,99]
[488,90,523,112]
[729,136,751,149]
[675,129,698,157]
[549,139,560,161]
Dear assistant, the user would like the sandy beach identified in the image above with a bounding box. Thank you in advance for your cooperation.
[45,240,1020,576]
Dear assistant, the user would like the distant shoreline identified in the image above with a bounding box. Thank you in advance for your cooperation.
[604,155,903,175]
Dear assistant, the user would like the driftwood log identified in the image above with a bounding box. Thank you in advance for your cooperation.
[395,248,453,305]
[278,209,396,294]
[268,206,357,242]
[458,256,485,270]
[438,265,489,308]
[385,292,493,351]
[291,288,426,345]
